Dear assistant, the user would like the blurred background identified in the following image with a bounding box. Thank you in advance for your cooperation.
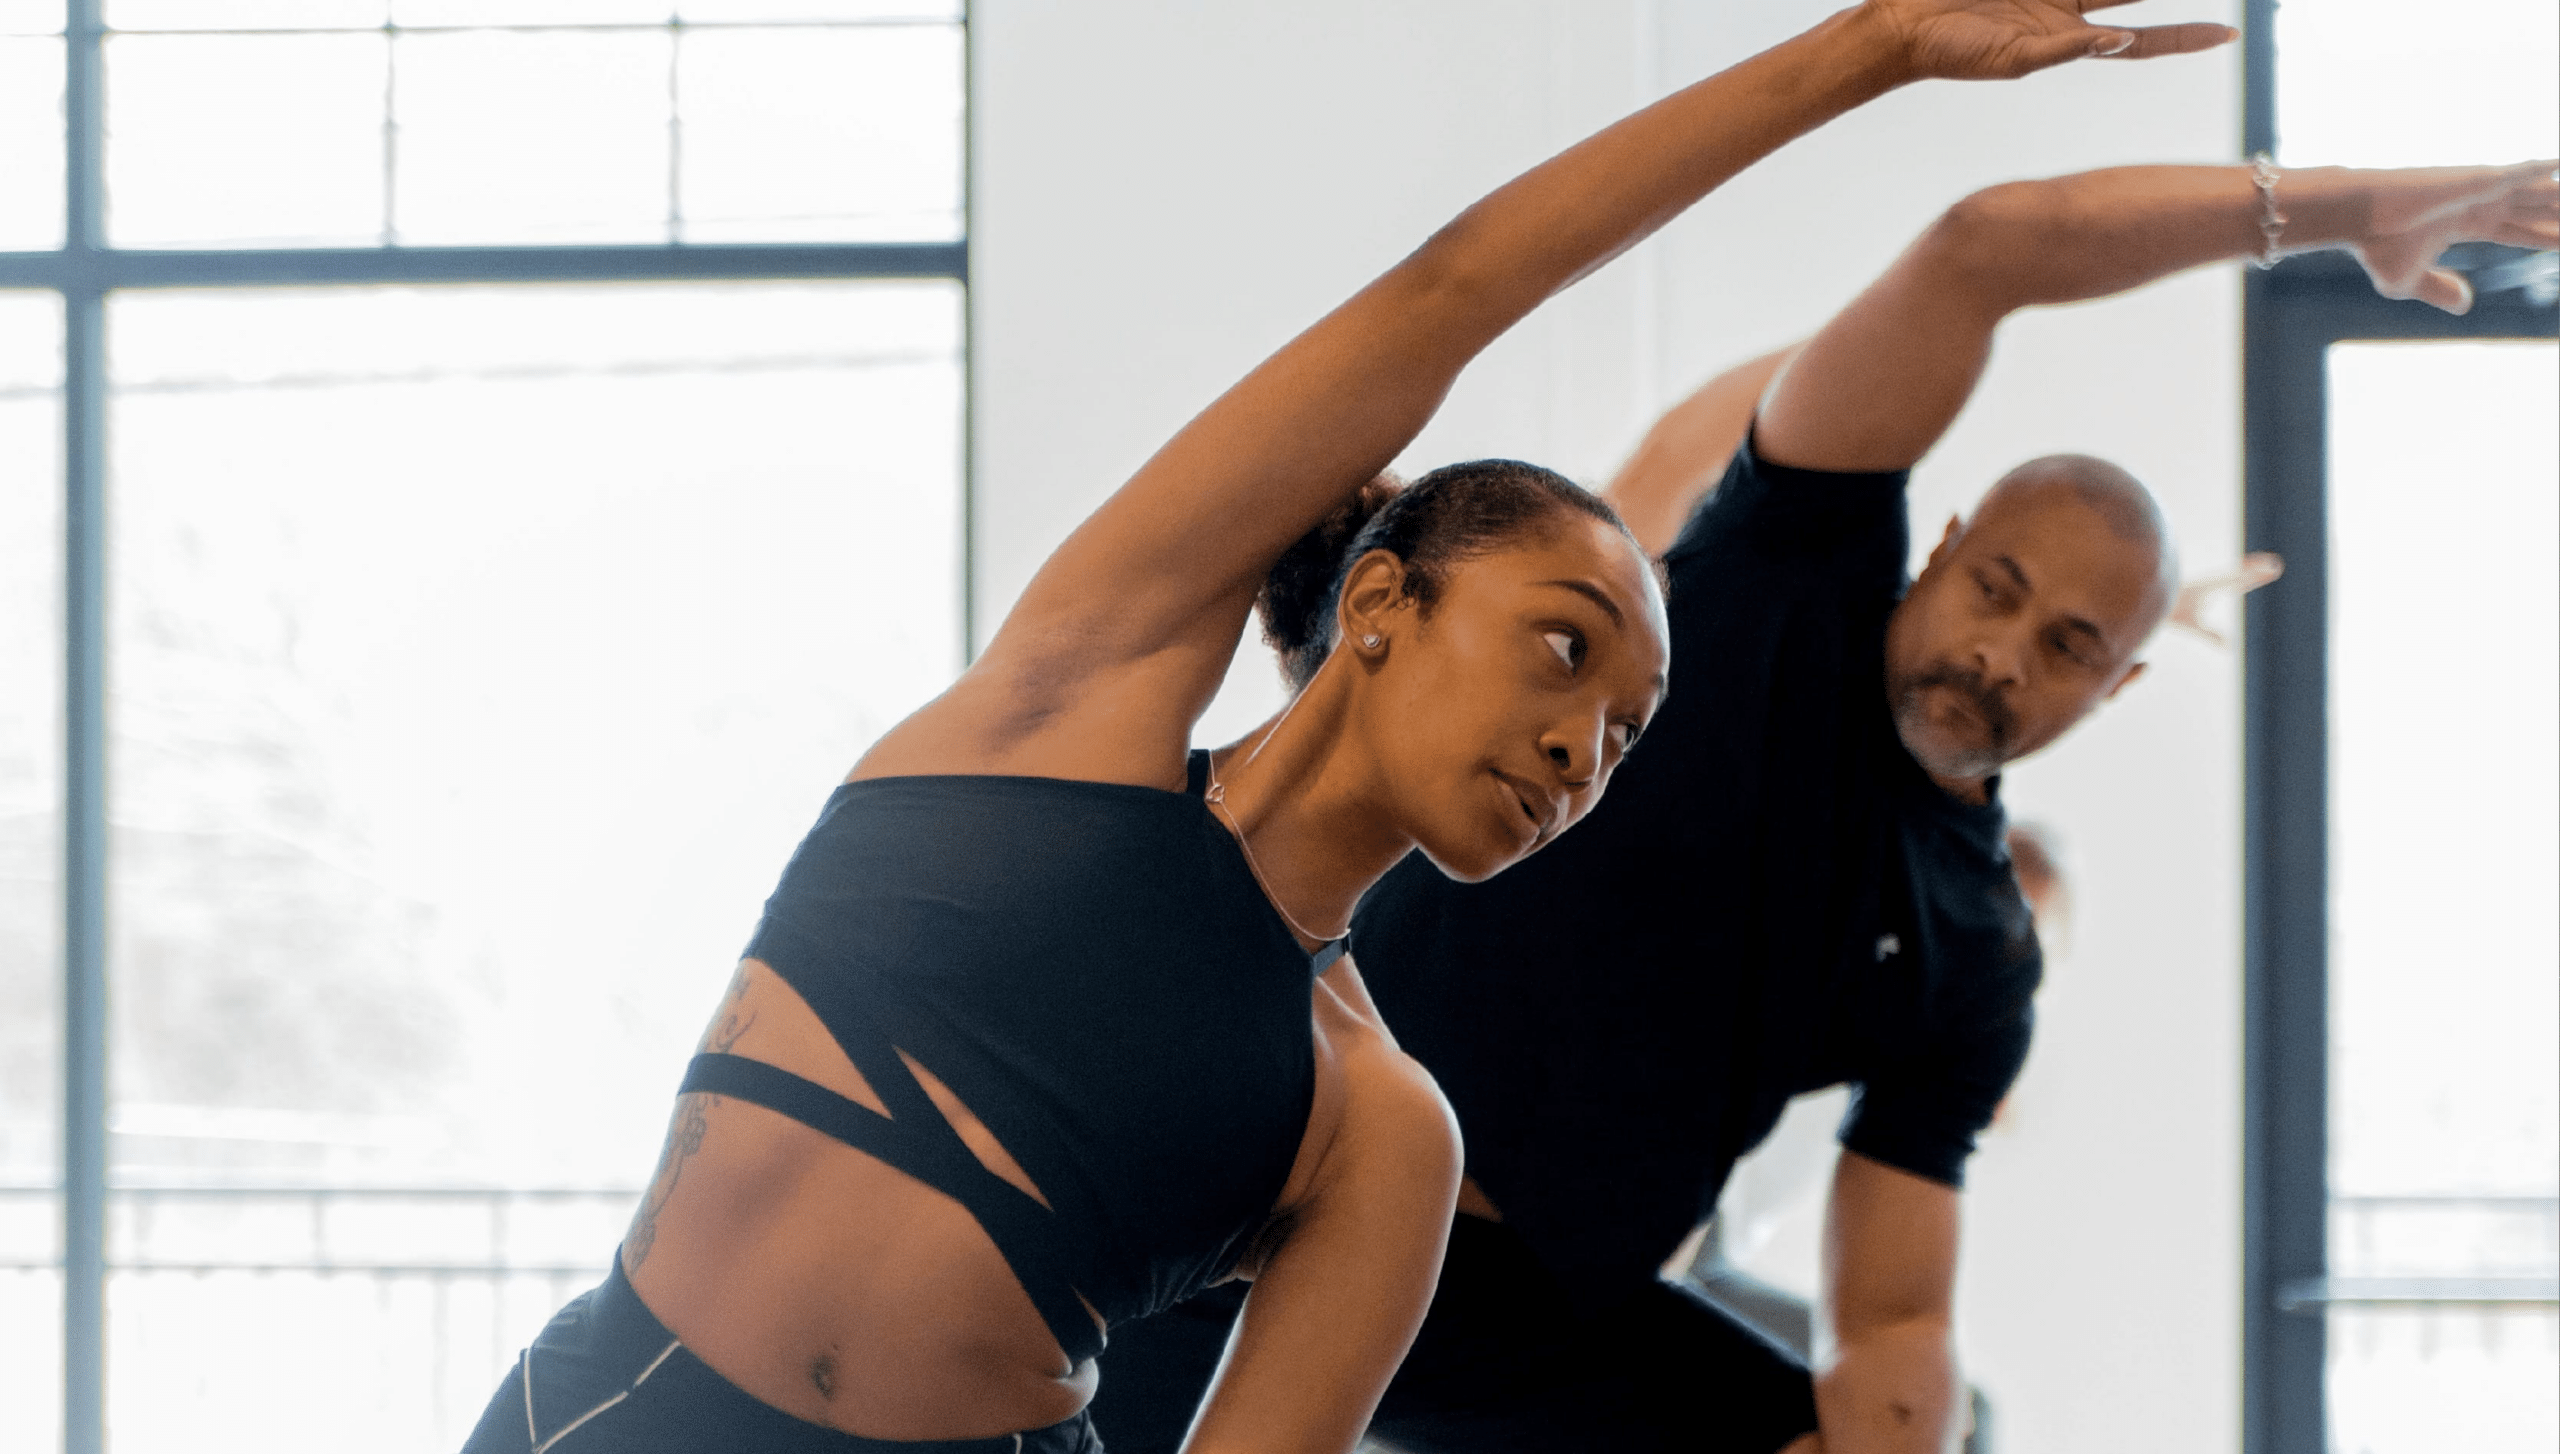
[0,2,2551,1451]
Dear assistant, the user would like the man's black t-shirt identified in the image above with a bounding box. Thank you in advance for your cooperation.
[1352,434,2044,1302]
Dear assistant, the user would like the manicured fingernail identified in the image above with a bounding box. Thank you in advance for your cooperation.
[2089,32,2135,56]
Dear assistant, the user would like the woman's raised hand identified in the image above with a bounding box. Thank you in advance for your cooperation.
[2346,161,2560,314]
[1866,0,2236,80]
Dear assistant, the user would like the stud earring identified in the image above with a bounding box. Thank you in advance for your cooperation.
[1361,634,1382,650]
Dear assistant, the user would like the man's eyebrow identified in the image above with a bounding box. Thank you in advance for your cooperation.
[1994,554,2032,593]
[1534,577,1626,628]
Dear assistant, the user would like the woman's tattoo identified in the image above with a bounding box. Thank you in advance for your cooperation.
[626,966,759,1270]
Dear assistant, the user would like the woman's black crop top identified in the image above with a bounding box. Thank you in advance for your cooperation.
[680,752,1324,1365]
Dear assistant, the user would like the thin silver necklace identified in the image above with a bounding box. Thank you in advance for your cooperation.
[1202,723,1350,947]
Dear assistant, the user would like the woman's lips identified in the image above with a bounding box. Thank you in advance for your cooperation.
[1493,770,1557,843]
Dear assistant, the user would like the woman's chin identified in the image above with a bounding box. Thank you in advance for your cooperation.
[1414,820,1532,884]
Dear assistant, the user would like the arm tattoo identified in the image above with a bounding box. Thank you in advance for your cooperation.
[626,965,761,1269]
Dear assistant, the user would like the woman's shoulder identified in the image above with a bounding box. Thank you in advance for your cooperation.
[850,636,1203,788]
[1318,994,1463,1179]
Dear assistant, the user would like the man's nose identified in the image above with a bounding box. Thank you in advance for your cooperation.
[1973,629,2028,691]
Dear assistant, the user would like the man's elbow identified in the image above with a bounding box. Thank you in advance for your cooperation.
[1919,179,2074,310]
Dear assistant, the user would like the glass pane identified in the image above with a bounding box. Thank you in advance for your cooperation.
[393,0,672,23]
[0,290,64,1454]
[106,280,961,1452]
[391,28,671,244]
[0,35,64,250]
[105,31,389,248]
[2328,340,2560,1453]
[2277,0,2559,166]
[0,1,64,35]
[107,0,387,29]
[676,22,962,242]
[679,1,963,19]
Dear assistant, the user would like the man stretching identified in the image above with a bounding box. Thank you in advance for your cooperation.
[1091,155,2557,1453]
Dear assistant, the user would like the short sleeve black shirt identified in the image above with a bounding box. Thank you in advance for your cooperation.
[1352,434,2044,1301]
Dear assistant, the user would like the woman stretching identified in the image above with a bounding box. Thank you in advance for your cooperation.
[463,4,2231,1451]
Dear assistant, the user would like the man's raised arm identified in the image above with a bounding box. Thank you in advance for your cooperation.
[1757,159,2560,473]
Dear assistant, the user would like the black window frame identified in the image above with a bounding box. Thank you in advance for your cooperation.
[6,7,969,1451]
[2240,5,2558,1451]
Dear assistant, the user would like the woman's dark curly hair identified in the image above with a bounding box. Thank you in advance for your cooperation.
[1253,459,1636,691]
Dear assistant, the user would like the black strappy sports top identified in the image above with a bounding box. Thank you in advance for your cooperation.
[681,751,1328,1365]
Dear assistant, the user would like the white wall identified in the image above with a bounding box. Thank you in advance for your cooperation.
[973,4,2246,1449]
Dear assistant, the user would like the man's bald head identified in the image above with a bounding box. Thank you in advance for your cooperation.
[1975,453,2180,626]
[1976,458,2181,604]
[1883,454,2181,796]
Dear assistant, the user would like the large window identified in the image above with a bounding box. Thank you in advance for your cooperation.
[1,6,966,1451]
[2243,3,2558,1452]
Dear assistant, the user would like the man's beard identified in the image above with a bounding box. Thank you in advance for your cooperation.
[1891,663,2016,775]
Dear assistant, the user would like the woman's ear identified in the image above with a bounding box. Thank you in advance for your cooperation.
[1335,549,1409,656]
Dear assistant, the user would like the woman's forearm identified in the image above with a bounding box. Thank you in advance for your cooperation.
[1397,7,1913,364]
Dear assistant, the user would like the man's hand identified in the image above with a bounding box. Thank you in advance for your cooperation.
[2345,161,2560,313]
[1866,0,2236,81]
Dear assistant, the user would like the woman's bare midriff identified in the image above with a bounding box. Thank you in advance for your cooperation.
[618,958,1102,1440]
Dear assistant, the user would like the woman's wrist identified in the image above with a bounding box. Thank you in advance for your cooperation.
[1827,3,1930,98]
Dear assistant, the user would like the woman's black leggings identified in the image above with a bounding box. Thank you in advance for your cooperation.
[1087,1214,1820,1454]
[460,1258,1100,1454]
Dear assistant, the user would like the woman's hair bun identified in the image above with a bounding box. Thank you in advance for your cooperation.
[1256,471,1404,691]
[1255,458,1631,693]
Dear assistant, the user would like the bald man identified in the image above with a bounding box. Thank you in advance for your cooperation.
[1092,158,2558,1454]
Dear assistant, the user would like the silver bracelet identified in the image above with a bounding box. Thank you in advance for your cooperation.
[2249,151,2288,269]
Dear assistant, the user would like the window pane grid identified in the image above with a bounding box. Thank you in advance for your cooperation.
[99,3,964,29]
[30,5,968,1449]
[102,13,964,249]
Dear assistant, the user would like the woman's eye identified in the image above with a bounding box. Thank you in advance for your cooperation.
[1543,630,1582,669]
[1611,723,1636,752]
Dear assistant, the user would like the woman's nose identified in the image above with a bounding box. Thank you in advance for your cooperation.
[1542,723,1598,788]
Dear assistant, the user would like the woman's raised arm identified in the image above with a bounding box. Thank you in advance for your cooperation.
[862,1,2234,788]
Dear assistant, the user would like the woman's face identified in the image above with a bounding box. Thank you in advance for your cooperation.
[1345,516,1669,882]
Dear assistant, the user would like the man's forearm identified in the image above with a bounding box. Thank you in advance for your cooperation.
[1758,157,2547,470]
[1815,1319,1964,1454]
[1935,164,2381,314]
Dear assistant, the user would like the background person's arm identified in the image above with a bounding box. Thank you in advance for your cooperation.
[1814,1150,1968,1454]
[1605,344,1799,556]
[1757,160,2560,474]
